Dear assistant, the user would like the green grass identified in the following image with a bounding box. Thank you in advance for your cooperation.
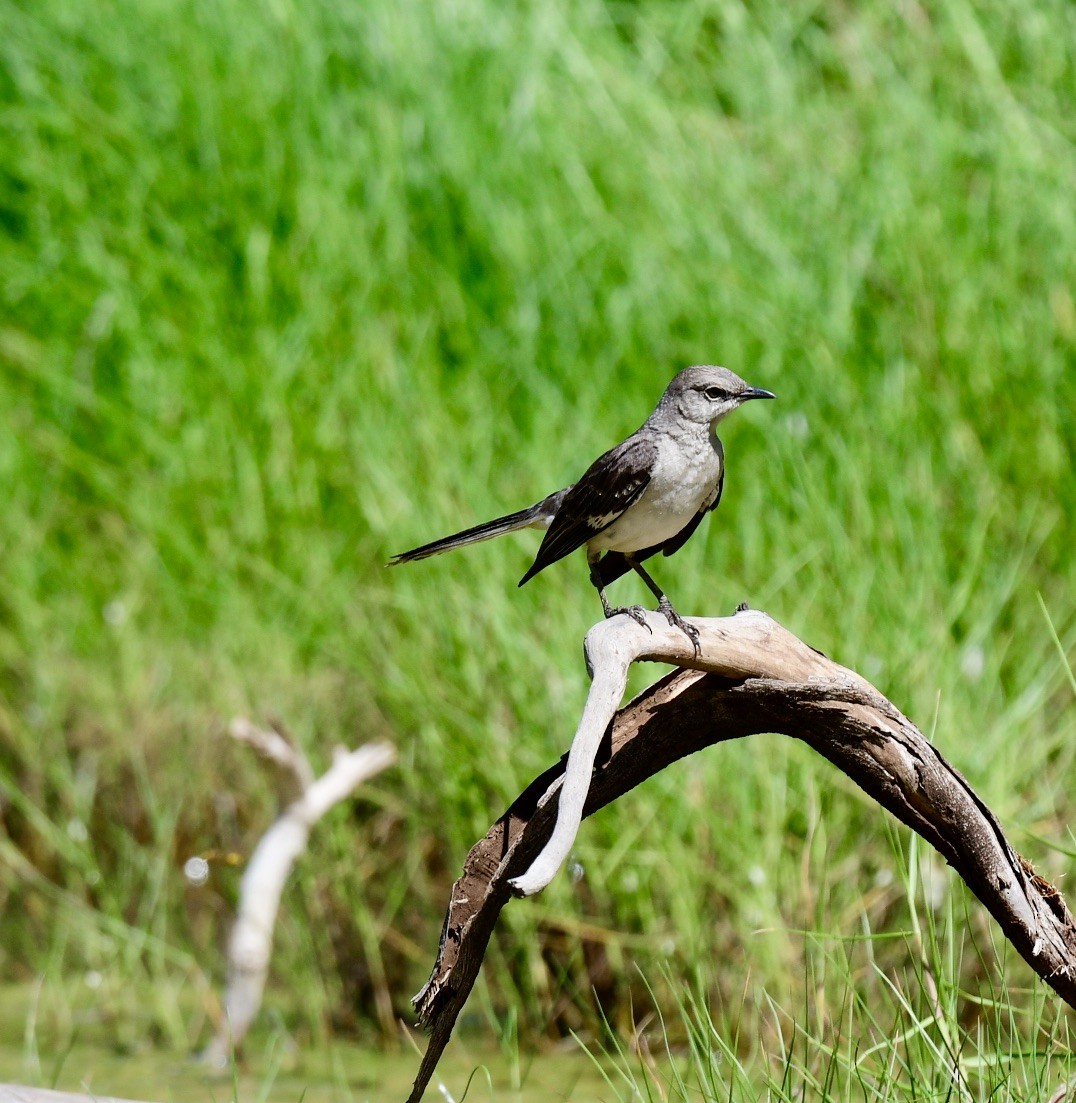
[585,838,1076,1101]
[1,0,1075,1093]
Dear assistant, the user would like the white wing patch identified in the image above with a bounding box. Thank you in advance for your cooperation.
[587,512,622,530]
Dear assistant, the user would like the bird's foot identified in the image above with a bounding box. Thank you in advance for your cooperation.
[658,597,701,656]
[605,605,653,633]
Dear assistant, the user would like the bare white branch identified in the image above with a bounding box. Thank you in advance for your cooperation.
[511,607,784,895]
[228,717,315,799]
[202,728,396,1067]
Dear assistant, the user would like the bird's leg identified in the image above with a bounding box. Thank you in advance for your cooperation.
[625,558,701,655]
[588,553,651,632]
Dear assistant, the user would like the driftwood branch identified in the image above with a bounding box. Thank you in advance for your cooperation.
[202,720,396,1067]
[405,607,1076,1103]
[0,1088,151,1103]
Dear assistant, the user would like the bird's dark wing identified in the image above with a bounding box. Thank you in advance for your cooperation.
[518,434,657,586]
[594,467,723,587]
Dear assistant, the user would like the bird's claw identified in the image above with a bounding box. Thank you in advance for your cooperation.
[606,605,653,633]
[658,597,701,656]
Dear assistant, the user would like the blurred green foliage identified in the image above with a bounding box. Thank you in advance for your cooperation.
[0,0,1074,1083]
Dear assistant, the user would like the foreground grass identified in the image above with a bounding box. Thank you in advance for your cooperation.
[0,0,1074,1087]
[6,844,1074,1101]
[588,837,1076,1102]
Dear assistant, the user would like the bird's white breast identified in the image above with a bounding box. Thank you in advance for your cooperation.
[589,429,723,553]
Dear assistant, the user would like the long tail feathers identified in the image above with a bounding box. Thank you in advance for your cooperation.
[388,487,570,566]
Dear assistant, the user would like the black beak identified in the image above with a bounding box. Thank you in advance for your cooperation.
[740,386,776,401]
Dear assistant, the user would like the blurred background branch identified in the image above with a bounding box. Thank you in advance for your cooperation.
[201,721,395,1068]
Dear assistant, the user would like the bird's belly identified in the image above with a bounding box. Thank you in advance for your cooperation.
[589,451,719,554]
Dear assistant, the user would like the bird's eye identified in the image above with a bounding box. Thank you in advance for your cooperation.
[704,386,723,400]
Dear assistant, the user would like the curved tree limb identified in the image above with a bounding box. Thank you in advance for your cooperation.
[405,607,1076,1103]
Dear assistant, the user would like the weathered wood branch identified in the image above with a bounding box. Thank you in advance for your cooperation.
[405,607,1076,1103]
[0,1087,150,1103]
[202,720,396,1067]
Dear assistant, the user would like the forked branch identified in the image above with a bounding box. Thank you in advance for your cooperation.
[203,720,396,1067]
[405,607,1076,1103]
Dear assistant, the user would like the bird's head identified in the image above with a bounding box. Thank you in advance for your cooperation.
[660,365,775,428]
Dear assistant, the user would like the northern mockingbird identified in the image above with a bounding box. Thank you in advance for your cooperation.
[390,365,775,649]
